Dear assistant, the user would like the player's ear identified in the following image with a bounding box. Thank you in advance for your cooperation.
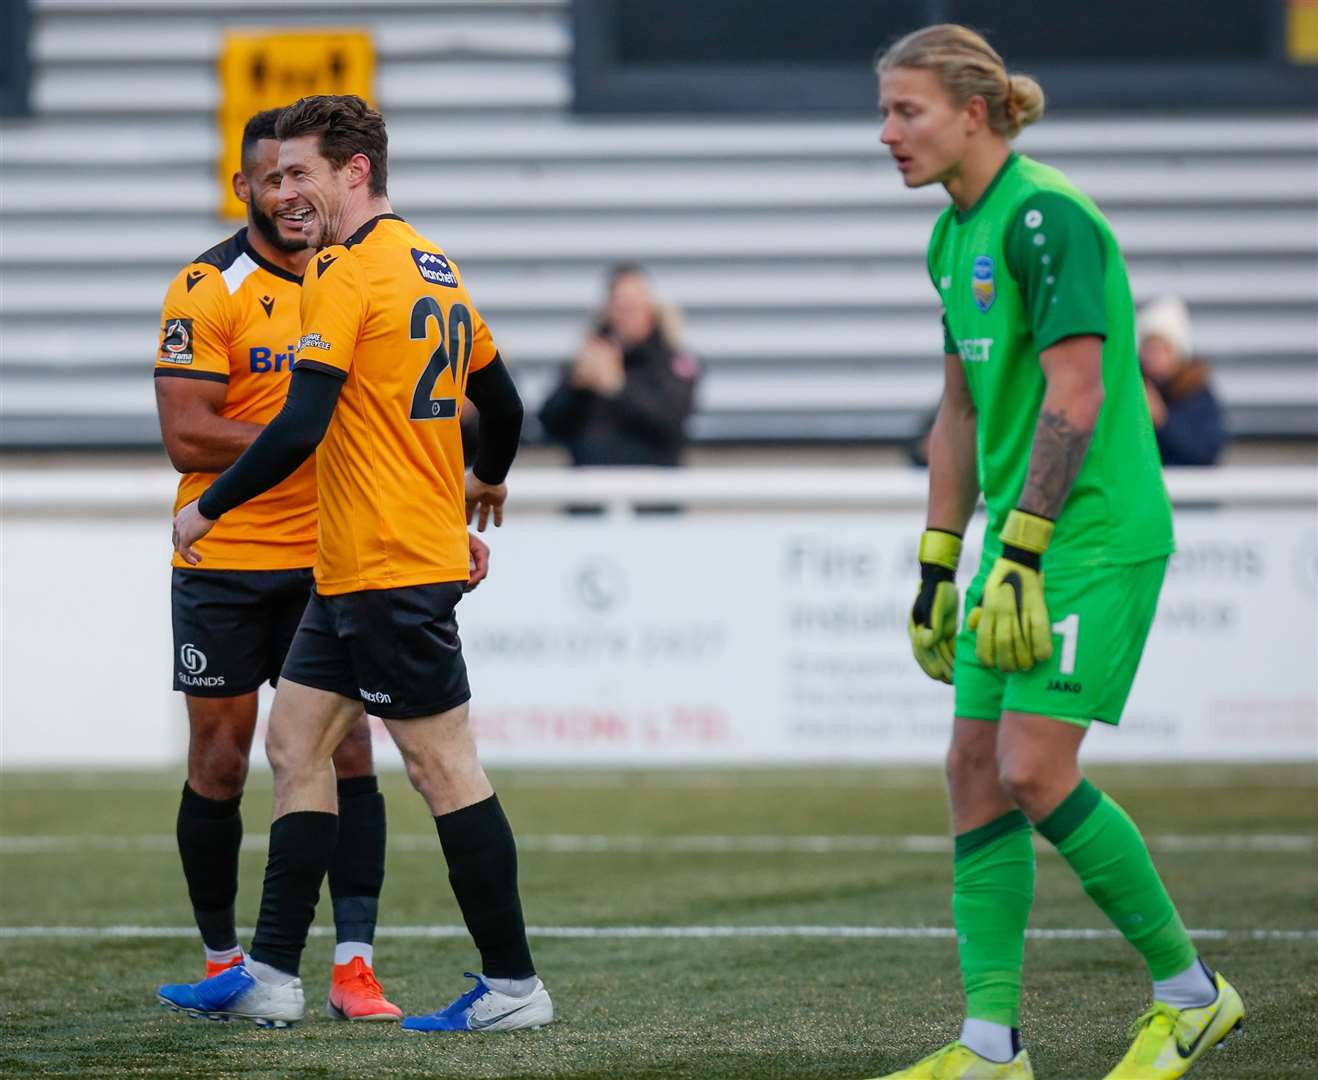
[232,170,252,206]
[963,94,989,135]
[346,152,372,190]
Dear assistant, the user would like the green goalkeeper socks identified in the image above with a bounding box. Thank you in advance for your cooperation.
[953,810,1036,1027]
[1037,779,1198,981]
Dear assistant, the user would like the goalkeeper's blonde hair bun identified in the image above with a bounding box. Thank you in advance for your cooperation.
[877,24,1046,138]
[1005,74,1045,135]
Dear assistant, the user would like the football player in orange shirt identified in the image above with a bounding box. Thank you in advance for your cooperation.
[155,108,464,1022]
[158,96,549,1033]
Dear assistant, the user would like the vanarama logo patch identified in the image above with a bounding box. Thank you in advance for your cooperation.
[159,318,194,364]
[971,255,995,313]
[411,248,457,288]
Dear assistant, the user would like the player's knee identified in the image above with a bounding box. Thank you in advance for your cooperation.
[399,751,433,798]
[264,721,304,780]
[996,754,1049,813]
[331,718,374,779]
[188,731,251,799]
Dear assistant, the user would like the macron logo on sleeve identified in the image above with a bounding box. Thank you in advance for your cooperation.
[411,248,458,288]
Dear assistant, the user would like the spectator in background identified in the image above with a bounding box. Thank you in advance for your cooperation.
[1138,295,1227,466]
[538,264,699,466]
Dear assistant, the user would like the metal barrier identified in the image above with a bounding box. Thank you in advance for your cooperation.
[3,465,1315,515]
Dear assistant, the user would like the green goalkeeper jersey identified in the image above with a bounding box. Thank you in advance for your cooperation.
[927,152,1174,567]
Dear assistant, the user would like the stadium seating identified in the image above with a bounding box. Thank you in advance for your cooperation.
[2,0,1315,447]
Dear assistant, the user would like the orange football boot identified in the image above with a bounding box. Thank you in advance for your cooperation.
[326,956,403,1022]
[204,953,245,979]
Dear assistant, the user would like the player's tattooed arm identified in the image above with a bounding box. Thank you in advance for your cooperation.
[1018,406,1094,519]
[1019,334,1105,520]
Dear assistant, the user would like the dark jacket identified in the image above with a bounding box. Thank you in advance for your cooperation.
[1154,359,1226,467]
[538,328,699,466]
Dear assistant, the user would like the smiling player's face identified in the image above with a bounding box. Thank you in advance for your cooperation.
[879,66,971,189]
[277,135,354,250]
[240,138,309,254]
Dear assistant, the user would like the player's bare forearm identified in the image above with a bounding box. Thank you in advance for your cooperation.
[1018,335,1105,520]
[927,397,979,533]
[167,419,263,473]
[926,353,979,535]
[155,380,263,473]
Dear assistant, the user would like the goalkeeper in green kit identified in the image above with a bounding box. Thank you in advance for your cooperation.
[869,24,1244,1080]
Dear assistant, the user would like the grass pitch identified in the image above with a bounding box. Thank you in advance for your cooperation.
[1,765,1315,1078]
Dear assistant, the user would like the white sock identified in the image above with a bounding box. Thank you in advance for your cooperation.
[482,974,538,998]
[334,941,373,967]
[1153,957,1216,1009]
[203,944,242,966]
[245,958,297,986]
[959,1018,1016,1063]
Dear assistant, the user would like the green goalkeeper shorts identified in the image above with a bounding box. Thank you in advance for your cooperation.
[953,556,1168,727]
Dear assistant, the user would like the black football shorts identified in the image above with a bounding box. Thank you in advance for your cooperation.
[279,581,471,720]
[171,567,314,696]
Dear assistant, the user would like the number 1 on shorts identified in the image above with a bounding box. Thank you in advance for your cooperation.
[1051,612,1079,675]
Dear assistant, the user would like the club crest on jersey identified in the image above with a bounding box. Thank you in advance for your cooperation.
[412,248,457,288]
[971,255,996,313]
[159,318,194,364]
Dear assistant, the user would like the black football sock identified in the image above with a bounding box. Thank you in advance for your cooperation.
[434,794,535,979]
[329,775,386,947]
[175,783,243,952]
[248,811,338,977]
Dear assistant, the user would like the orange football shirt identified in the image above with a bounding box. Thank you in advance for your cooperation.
[155,230,318,570]
[293,214,499,595]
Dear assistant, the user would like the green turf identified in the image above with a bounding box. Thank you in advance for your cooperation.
[1,766,1315,1078]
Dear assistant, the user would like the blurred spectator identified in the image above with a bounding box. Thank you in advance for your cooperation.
[1137,296,1227,466]
[538,264,700,466]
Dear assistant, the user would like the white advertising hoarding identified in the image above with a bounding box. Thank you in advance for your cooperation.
[3,498,1314,767]
[455,510,1317,764]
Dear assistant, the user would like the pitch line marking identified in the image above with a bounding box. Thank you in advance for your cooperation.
[0,832,1312,855]
[1,924,1316,942]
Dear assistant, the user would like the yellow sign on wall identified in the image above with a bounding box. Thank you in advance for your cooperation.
[1290,0,1318,63]
[217,30,375,218]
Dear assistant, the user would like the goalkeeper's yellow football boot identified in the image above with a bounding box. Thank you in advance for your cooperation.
[1103,972,1244,1079]
[865,1041,1033,1079]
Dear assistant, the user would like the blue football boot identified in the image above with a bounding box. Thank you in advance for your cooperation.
[401,972,552,1033]
[157,962,305,1028]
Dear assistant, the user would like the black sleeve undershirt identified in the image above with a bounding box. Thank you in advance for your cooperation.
[197,366,343,521]
[465,355,524,485]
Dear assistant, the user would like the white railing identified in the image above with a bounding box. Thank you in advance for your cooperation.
[3,465,1314,516]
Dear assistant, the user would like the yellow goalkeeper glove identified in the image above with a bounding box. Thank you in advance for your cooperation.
[968,509,1055,672]
[909,529,962,684]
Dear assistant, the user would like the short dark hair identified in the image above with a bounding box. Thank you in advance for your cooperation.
[240,107,285,174]
[275,94,388,196]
